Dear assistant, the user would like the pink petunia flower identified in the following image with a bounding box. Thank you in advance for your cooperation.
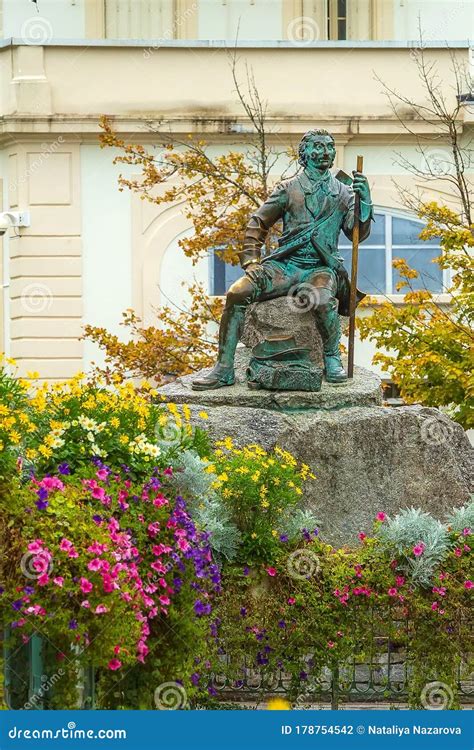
[431,601,438,611]
[287,597,296,605]
[94,604,109,614]
[81,600,90,608]
[327,641,335,648]
[59,538,73,552]
[53,577,64,587]
[454,547,462,557]
[27,540,43,553]
[376,512,387,522]
[87,558,103,572]
[108,659,122,671]
[387,588,398,597]
[395,576,405,587]
[462,528,471,536]
[266,567,277,577]
[464,580,473,590]
[80,577,93,594]
[37,574,49,587]
[413,543,425,557]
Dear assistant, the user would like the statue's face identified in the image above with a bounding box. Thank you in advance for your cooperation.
[304,135,336,170]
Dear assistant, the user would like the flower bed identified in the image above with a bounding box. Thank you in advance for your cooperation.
[0,356,472,710]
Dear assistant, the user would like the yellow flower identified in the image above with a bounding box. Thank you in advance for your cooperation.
[119,435,129,445]
[251,471,260,482]
[271,530,278,537]
[267,698,291,710]
[38,445,52,458]
[199,411,209,420]
[110,417,120,428]
[251,532,257,539]
[218,472,229,482]
[295,487,303,496]
[182,404,191,422]
[158,414,168,427]
[261,499,270,509]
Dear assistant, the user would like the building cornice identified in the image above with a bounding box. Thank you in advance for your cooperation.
[0,39,472,50]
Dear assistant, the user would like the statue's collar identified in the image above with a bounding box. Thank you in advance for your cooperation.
[298,169,338,196]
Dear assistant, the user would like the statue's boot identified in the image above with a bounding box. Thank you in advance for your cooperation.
[316,301,347,384]
[192,305,246,390]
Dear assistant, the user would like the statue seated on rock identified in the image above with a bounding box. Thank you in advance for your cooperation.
[192,129,373,390]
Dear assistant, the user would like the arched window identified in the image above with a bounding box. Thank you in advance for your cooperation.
[210,210,445,296]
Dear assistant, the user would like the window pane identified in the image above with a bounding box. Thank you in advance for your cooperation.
[392,248,443,292]
[338,0,347,15]
[340,247,386,294]
[212,251,244,295]
[339,212,385,247]
[337,19,346,39]
[392,216,438,246]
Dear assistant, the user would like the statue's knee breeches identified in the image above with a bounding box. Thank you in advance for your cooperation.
[225,276,258,309]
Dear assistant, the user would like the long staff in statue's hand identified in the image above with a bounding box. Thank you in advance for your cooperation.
[347,155,363,379]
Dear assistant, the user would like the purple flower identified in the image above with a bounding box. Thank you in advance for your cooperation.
[243,567,250,576]
[279,534,289,543]
[278,620,286,629]
[35,498,49,511]
[0,587,5,595]
[208,686,217,697]
[92,515,103,525]
[194,599,212,617]
[191,673,200,686]
[68,619,78,630]
[58,462,71,475]
[299,671,308,681]
[12,599,23,611]
[240,607,247,617]
[23,586,35,595]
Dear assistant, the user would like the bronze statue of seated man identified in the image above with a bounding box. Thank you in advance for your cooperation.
[192,128,373,390]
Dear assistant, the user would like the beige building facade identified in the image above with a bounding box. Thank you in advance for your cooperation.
[0,0,473,380]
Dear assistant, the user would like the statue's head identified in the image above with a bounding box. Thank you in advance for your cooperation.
[298,129,336,170]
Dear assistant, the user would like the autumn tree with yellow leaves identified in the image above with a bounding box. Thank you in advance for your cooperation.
[359,45,473,428]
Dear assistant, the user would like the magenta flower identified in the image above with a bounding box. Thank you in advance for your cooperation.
[413,543,425,557]
[387,587,397,597]
[462,528,471,536]
[94,604,109,614]
[431,601,438,611]
[358,532,366,541]
[266,567,277,577]
[37,573,49,587]
[108,659,122,671]
[80,577,93,594]
[287,597,296,605]
[376,512,386,522]
[53,577,64,587]
[464,580,473,590]
[454,547,462,557]
[59,538,73,552]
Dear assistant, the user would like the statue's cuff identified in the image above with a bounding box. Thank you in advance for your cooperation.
[360,200,374,222]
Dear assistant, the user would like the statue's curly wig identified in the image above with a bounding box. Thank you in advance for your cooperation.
[298,129,335,166]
